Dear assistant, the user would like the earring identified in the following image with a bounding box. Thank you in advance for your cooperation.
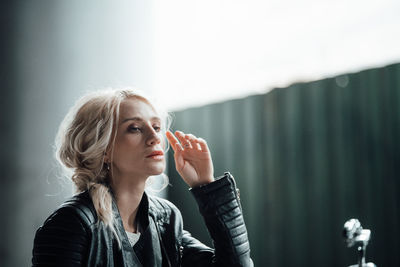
[105,162,110,171]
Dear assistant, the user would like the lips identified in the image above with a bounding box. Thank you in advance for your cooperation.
[146,150,164,158]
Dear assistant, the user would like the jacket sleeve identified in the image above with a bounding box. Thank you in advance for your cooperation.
[32,206,90,267]
[182,172,253,267]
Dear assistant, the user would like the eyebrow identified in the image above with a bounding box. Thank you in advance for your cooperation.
[121,116,161,124]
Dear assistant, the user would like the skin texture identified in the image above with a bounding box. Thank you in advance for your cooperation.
[104,97,214,233]
[109,98,166,182]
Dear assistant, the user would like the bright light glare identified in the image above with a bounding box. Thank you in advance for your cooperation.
[154,0,400,110]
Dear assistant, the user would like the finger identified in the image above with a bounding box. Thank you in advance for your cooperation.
[195,138,210,152]
[167,131,186,152]
[166,131,179,152]
[175,141,184,152]
[166,131,184,169]
[186,134,201,150]
[175,131,192,149]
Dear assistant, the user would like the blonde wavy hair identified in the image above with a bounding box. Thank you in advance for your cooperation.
[54,88,171,239]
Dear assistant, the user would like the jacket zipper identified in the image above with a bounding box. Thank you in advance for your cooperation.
[153,217,172,267]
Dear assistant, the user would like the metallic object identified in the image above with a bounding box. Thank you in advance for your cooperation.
[343,219,377,267]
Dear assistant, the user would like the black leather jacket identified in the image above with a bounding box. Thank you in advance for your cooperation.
[32,172,253,266]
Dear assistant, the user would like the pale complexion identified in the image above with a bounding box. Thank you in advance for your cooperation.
[104,97,214,233]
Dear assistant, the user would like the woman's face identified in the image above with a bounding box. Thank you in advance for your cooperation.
[109,97,166,180]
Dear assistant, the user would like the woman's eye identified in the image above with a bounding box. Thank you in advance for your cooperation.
[153,126,161,132]
[128,126,141,133]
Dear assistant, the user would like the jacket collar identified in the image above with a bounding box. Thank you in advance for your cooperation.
[110,191,163,266]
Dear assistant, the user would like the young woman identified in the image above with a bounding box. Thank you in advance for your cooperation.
[32,89,252,266]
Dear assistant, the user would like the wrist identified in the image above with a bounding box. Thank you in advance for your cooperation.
[190,177,214,188]
[189,172,237,211]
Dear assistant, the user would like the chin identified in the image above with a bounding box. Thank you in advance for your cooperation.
[142,159,165,176]
[153,168,165,176]
[149,165,166,176]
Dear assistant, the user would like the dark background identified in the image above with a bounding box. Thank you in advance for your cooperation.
[167,64,400,266]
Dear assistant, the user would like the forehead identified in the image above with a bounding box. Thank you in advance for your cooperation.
[119,97,159,121]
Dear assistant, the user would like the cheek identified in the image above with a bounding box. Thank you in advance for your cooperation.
[161,136,166,150]
[114,135,141,156]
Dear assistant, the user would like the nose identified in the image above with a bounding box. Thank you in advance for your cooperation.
[146,128,161,146]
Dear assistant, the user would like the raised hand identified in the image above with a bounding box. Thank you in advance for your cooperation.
[166,130,214,188]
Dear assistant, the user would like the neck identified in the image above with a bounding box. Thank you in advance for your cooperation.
[111,171,148,233]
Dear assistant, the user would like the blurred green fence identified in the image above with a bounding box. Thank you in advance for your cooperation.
[166,63,400,266]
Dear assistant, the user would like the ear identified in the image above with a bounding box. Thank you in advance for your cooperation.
[104,151,110,163]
